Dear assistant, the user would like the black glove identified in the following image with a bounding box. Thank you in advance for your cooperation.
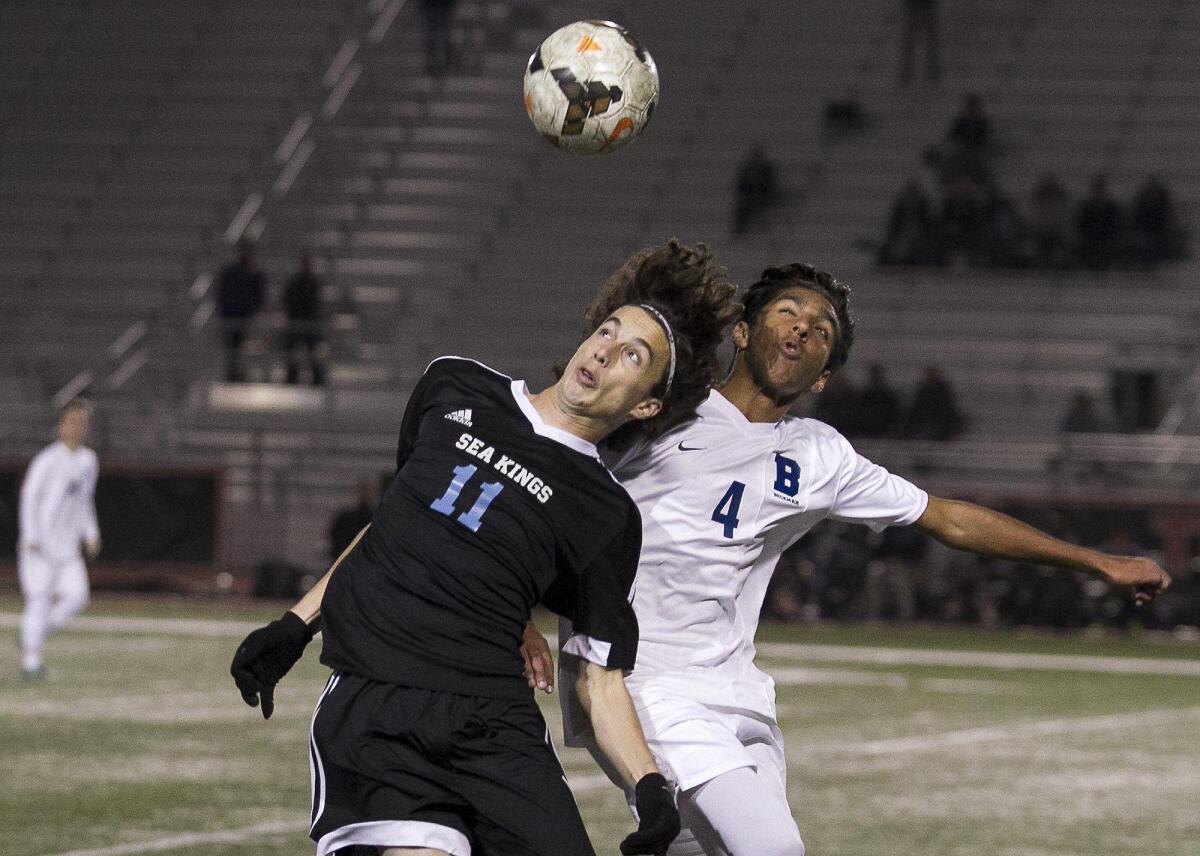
[620,773,680,855]
[230,611,314,719]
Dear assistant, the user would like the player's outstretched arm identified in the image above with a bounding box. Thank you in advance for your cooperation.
[230,524,369,718]
[576,662,680,855]
[913,497,1171,606]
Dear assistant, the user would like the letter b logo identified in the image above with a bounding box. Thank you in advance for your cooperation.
[773,454,800,497]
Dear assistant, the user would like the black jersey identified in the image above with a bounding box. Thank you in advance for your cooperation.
[320,356,643,699]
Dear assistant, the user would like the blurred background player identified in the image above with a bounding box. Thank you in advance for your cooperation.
[17,400,101,681]
[231,241,740,856]
[547,264,1170,856]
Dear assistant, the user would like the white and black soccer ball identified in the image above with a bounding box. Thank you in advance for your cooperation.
[523,20,659,155]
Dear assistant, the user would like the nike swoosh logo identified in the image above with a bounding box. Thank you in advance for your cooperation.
[677,442,705,452]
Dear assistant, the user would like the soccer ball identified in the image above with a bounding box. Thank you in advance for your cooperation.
[523,20,659,155]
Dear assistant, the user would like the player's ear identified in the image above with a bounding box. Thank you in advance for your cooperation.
[628,396,662,422]
[731,320,750,351]
[809,370,832,393]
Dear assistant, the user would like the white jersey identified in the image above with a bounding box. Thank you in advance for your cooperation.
[613,390,927,719]
[19,441,100,561]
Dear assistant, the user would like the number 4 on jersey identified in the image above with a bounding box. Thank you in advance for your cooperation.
[711,480,745,539]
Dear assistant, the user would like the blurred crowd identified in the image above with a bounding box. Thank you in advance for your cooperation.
[764,512,1200,631]
[879,95,1189,271]
[812,363,967,441]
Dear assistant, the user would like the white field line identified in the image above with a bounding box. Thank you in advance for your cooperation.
[48,785,616,856]
[918,676,1027,694]
[756,641,1200,677]
[769,666,909,688]
[0,613,261,637]
[818,705,1200,756]
[768,667,1026,694]
[50,820,299,856]
[2,615,1195,677]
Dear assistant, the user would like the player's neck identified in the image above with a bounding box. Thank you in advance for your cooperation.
[717,365,791,424]
[526,388,610,445]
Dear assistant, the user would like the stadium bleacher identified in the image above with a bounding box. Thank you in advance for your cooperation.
[1,0,1197,571]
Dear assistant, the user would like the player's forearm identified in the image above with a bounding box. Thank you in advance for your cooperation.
[577,663,661,789]
[288,524,369,629]
[916,498,1105,574]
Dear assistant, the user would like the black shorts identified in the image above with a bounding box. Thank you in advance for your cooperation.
[309,672,595,856]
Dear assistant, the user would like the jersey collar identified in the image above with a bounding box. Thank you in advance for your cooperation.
[509,380,602,460]
[707,389,778,435]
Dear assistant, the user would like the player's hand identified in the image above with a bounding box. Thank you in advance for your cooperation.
[620,773,680,855]
[1096,555,1171,606]
[230,611,314,719]
[520,620,554,693]
[84,538,101,560]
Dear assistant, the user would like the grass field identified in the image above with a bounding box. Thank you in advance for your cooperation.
[2,595,1198,856]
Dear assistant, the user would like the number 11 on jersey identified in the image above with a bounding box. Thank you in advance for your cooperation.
[431,464,504,532]
[711,480,745,538]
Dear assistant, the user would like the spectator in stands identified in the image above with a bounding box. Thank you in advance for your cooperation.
[1075,174,1122,270]
[216,240,266,382]
[981,184,1026,268]
[857,363,902,438]
[899,0,941,85]
[947,93,991,153]
[811,372,862,436]
[328,478,377,562]
[864,526,926,622]
[763,544,816,622]
[1059,389,1110,434]
[452,1,494,71]
[903,365,966,440]
[1027,173,1073,268]
[422,0,458,75]
[940,175,988,266]
[879,180,939,265]
[943,93,993,183]
[1128,176,1183,267]
[1110,369,1160,433]
[18,400,99,681]
[283,250,326,386]
[732,144,779,235]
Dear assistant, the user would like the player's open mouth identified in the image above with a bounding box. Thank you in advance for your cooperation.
[577,366,598,388]
[781,340,802,358]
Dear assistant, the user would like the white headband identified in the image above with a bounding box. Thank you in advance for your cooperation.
[638,303,676,397]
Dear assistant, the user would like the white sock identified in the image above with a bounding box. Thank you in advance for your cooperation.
[21,591,51,672]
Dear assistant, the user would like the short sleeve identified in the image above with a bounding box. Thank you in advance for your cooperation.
[542,504,642,671]
[829,435,928,532]
[395,359,446,471]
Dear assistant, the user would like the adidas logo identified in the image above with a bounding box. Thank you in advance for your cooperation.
[444,408,473,427]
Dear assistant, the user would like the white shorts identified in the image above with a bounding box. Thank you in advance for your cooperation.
[632,695,788,795]
[18,548,88,599]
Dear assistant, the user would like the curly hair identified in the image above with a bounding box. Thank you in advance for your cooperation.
[560,240,741,450]
[741,263,855,374]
